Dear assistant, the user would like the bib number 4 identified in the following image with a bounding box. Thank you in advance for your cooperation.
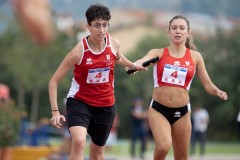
[161,64,188,86]
[171,71,178,78]
[87,67,110,84]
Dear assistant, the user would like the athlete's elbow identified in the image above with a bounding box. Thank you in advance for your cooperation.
[204,83,216,95]
[49,78,58,90]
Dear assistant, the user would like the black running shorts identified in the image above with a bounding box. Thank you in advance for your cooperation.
[66,97,115,146]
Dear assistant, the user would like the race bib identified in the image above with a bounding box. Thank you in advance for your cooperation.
[87,67,110,84]
[161,64,188,86]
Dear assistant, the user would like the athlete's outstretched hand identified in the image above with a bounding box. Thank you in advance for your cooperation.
[126,61,148,74]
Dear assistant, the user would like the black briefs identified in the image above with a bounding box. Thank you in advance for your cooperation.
[150,100,191,125]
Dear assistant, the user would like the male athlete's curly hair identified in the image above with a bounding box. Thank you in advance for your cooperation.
[85,4,111,25]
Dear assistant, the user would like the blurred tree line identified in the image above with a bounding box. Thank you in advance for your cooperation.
[0,18,240,141]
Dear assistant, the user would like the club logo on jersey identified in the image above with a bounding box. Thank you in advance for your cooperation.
[105,54,112,66]
[106,54,110,60]
[182,61,193,71]
[174,61,180,66]
[86,58,92,64]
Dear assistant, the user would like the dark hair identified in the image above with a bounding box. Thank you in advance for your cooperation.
[85,4,111,25]
[169,15,198,51]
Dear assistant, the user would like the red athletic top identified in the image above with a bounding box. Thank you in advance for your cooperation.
[153,47,195,90]
[67,34,116,107]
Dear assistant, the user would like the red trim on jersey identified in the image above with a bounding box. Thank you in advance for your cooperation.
[153,47,195,90]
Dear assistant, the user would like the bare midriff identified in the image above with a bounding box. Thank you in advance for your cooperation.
[152,86,189,108]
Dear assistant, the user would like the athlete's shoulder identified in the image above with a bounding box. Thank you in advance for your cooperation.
[72,41,83,53]
[109,36,120,46]
[189,49,201,56]
[148,48,164,57]
[109,36,120,53]
[68,41,84,64]
[189,49,204,66]
[189,49,202,59]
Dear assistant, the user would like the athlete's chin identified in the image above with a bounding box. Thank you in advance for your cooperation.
[98,34,106,40]
[173,40,184,45]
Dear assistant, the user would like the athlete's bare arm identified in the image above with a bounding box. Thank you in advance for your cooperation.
[135,48,163,66]
[49,42,83,116]
[194,51,227,100]
[110,37,145,70]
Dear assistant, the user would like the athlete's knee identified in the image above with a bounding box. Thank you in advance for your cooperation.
[155,142,171,156]
[71,137,86,152]
[90,143,104,160]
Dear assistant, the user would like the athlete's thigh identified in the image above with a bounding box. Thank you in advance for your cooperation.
[148,107,172,147]
[69,126,87,141]
[171,111,192,156]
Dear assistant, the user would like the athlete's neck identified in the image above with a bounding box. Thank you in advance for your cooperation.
[88,36,105,52]
[168,45,186,58]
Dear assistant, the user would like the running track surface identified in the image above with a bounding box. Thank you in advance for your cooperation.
[83,155,240,160]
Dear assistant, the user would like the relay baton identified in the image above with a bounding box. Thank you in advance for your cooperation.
[127,57,159,74]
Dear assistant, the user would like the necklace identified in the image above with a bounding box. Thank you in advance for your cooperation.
[88,37,103,51]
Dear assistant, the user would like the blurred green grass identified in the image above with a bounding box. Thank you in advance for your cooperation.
[206,142,240,154]
[82,140,240,156]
